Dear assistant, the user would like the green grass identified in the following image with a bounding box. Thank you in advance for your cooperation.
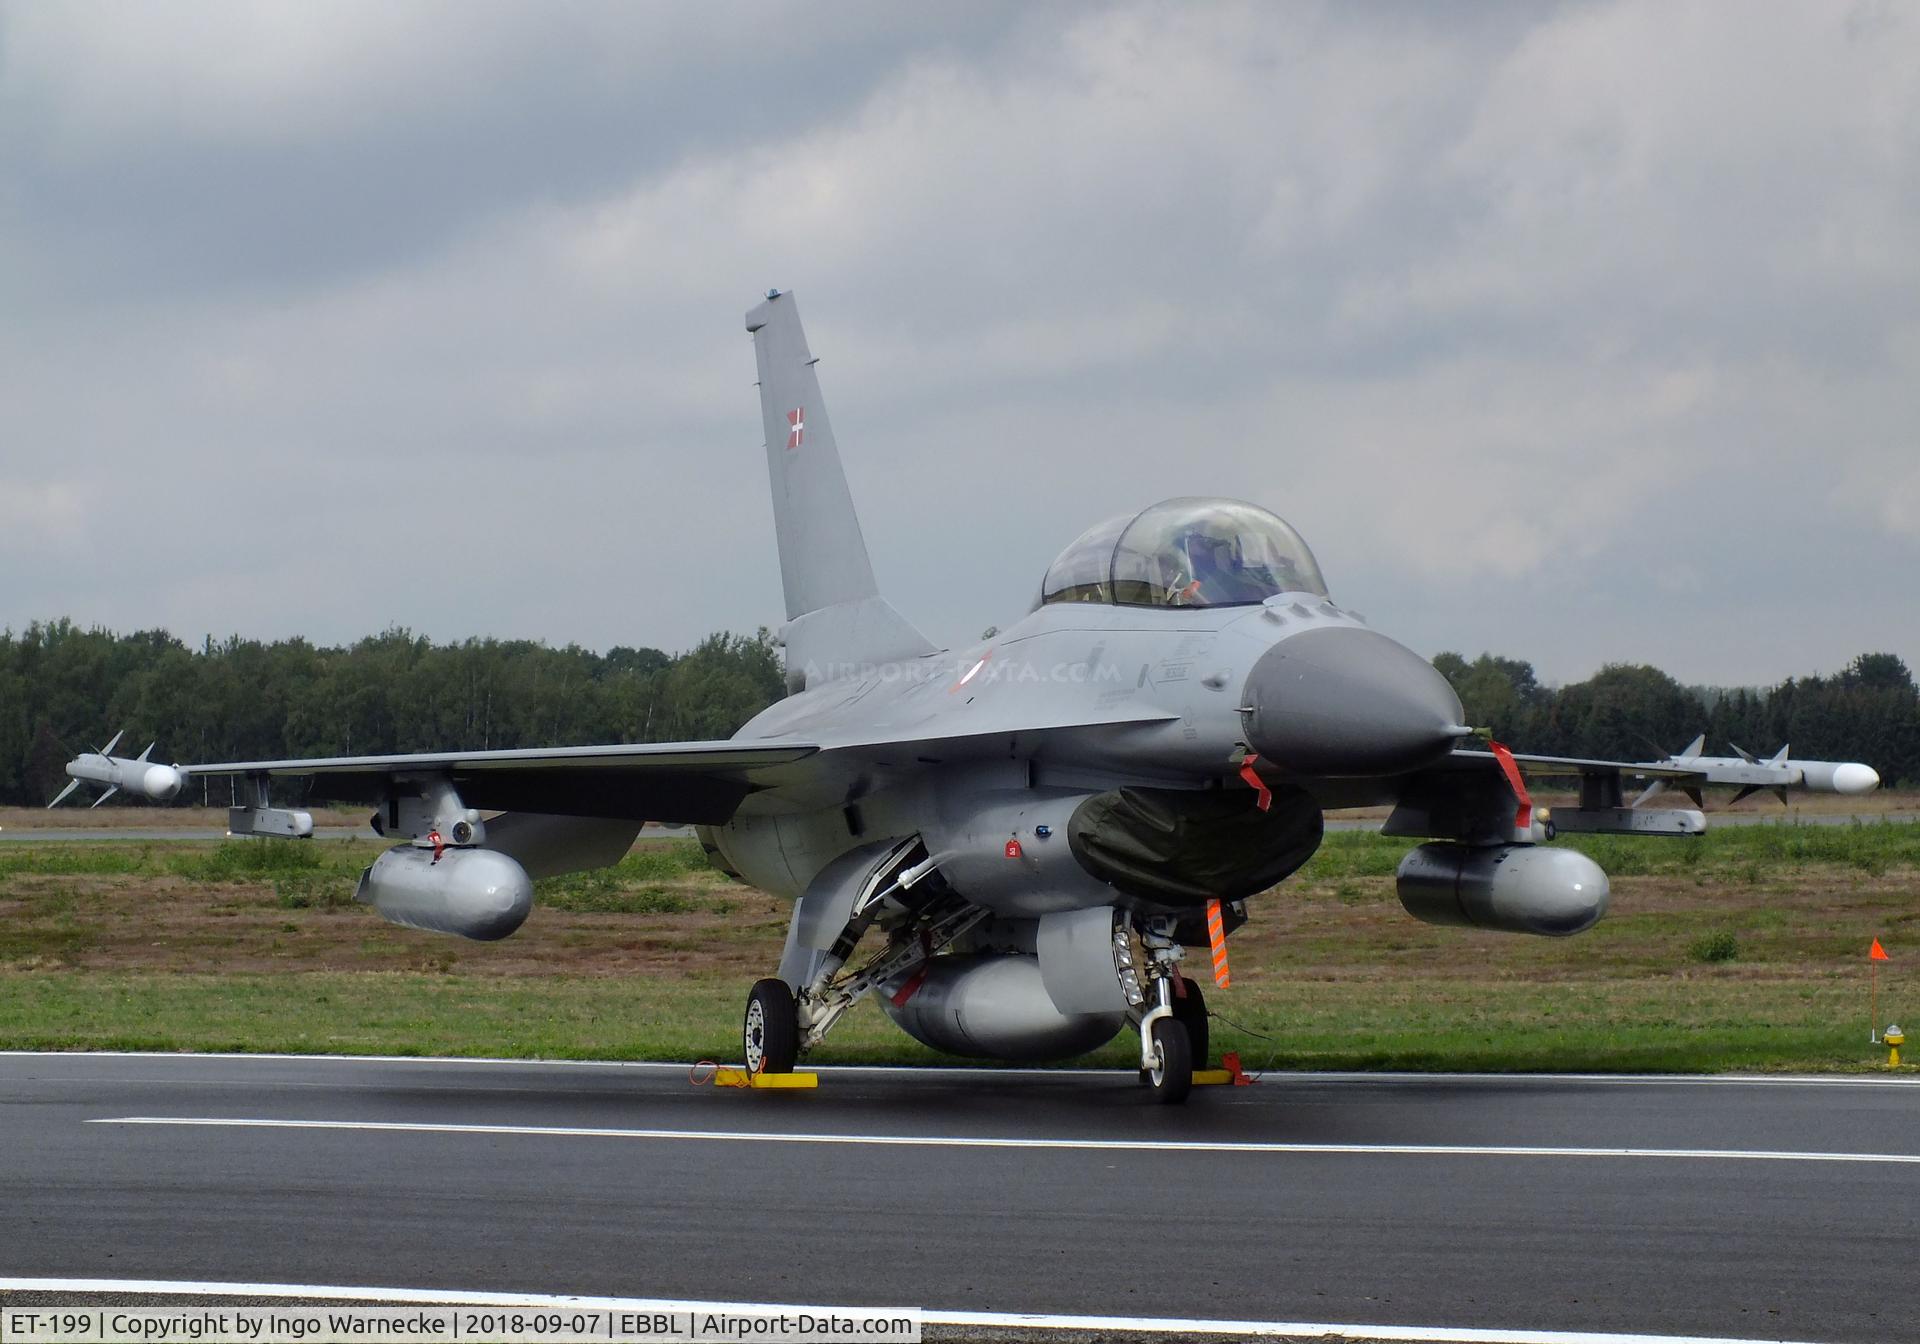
[1688,930,1740,963]
[536,844,718,915]
[0,845,164,877]
[1300,820,1920,881]
[0,828,1913,1072]
[169,838,328,880]
[0,970,1894,1073]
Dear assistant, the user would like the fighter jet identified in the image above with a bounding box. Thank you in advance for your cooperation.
[55,291,1881,1102]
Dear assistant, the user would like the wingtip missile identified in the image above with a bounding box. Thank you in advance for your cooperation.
[1652,735,1879,801]
[49,733,186,808]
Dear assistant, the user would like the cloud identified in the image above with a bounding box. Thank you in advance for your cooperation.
[2,1,1916,688]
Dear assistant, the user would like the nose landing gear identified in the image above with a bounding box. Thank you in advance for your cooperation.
[1136,916,1197,1104]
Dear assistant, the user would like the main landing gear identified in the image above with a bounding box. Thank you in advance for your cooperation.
[739,840,987,1077]
[743,978,800,1076]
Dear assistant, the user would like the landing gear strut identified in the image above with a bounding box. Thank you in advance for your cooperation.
[1136,917,1195,1104]
[741,839,986,1076]
[1172,974,1209,1068]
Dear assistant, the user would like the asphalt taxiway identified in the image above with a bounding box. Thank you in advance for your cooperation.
[2,1054,1916,1342]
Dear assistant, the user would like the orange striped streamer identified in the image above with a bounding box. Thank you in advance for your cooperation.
[1205,898,1231,989]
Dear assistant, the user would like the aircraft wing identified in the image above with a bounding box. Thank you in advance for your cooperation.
[1445,745,1878,797]
[52,699,1183,825]
[1442,749,1703,780]
[1386,741,1879,844]
[56,738,819,826]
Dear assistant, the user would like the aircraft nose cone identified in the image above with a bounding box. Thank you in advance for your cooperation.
[1242,626,1466,777]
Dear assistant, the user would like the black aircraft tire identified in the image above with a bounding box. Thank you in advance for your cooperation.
[1173,978,1209,1067]
[744,978,799,1075]
[1146,1017,1193,1105]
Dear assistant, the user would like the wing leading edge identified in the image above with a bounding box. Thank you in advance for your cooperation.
[1387,741,1880,846]
[53,697,1186,825]
[53,739,816,826]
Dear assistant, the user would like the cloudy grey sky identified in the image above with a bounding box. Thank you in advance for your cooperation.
[3,1,1915,687]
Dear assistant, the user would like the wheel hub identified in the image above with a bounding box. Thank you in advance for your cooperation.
[745,999,766,1071]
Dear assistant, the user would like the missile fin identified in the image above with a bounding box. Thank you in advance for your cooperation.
[48,779,81,809]
[89,785,119,809]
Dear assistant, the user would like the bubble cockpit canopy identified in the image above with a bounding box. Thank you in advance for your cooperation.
[1039,497,1328,609]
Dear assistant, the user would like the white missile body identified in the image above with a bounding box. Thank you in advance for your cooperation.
[50,733,185,808]
[1663,739,1877,795]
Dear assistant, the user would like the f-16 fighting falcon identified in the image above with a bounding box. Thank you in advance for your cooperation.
[55,291,1881,1102]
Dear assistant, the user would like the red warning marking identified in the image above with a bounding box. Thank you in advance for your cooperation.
[1488,740,1533,832]
[1005,838,1023,859]
[1238,754,1272,813]
[890,963,931,1007]
[786,407,805,450]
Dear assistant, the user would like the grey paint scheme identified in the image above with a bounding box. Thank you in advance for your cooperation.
[747,291,934,690]
[352,846,534,942]
[54,290,1880,1074]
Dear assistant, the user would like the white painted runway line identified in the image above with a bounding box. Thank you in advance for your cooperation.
[0,1278,1831,1344]
[86,1116,1920,1166]
[9,1050,1920,1087]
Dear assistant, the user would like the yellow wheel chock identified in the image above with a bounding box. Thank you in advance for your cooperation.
[710,1066,818,1089]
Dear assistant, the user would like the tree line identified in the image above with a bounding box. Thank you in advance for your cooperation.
[1433,650,1920,787]
[1,621,1913,806]
[0,620,784,806]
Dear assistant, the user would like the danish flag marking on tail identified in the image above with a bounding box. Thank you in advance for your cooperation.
[786,407,805,450]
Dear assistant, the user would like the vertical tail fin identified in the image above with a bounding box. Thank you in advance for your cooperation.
[746,291,935,687]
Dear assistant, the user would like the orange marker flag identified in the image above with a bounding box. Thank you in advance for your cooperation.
[1205,898,1231,989]
[1870,938,1890,1043]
